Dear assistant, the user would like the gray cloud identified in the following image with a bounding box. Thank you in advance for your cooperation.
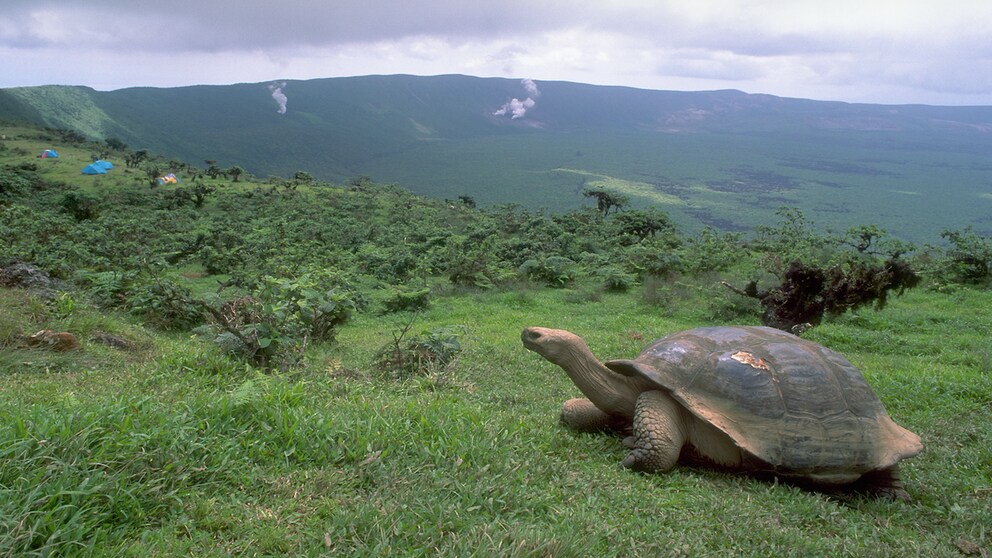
[0,0,574,51]
[1,0,991,105]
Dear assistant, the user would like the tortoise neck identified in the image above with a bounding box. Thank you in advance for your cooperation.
[559,343,642,418]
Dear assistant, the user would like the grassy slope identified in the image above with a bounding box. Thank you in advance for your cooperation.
[1,284,989,556]
[1,122,989,557]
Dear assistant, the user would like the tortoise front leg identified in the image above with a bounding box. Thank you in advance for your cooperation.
[622,390,685,473]
[560,398,627,433]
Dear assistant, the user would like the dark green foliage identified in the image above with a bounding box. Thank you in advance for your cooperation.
[726,259,921,331]
[621,238,683,278]
[518,256,577,288]
[201,272,360,368]
[610,208,675,244]
[226,166,245,182]
[126,276,205,330]
[59,190,100,221]
[73,269,136,308]
[0,122,985,357]
[374,321,463,379]
[751,207,830,272]
[582,186,628,217]
[939,227,992,285]
[47,127,86,145]
[595,265,637,292]
[104,137,127,151]
[0,164,38,198]
[445,235,513,289]
[678,228,744,274]
[380,286,432,314]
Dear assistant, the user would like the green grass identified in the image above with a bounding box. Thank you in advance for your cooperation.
[1,282,989,557]
[1,119,989,556]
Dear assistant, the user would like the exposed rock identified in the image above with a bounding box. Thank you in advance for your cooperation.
[90,331,133,350]
[0,263,63,300]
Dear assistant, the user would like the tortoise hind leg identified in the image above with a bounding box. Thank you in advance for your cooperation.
[855,466,912,502]
[622,390,685,473]
[560,398,627,433]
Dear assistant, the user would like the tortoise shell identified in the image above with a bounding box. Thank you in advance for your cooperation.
[605,326,923,482]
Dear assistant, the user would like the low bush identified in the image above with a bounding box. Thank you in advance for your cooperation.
[374,321,464,380]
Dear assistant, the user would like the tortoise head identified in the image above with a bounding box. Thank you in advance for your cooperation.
[522,326,646,418]
[521,327,591,366]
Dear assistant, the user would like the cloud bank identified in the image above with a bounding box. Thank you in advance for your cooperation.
[1,1,991,105]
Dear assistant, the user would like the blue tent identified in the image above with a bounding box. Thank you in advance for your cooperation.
[41,149,59,158]
[92,160,114,170]
[81,164,107,175]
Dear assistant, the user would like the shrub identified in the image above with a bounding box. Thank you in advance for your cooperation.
[721,259,920,331]
[74,270,138,308]
[596,265,637,292]
[126,277,205,330]
[939,227,992,285]
[374,322,464,380]
[58,190,100,221]
[0,166,36,198]
[517,256,577,288]
[445,235,514,289]
[380,286,432,314]
[201,272,361,369]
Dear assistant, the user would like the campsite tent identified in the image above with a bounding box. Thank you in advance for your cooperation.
[82,160,114,175]
[40,149,59,158]
[156,173,181,185]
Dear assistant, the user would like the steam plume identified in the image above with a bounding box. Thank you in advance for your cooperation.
[268,81,288,115]
[522,78,540,98]
[494,78,540,119]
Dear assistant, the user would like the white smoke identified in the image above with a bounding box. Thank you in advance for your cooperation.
[494,78,540,119]
[522,78,540,98]
[268,81,288,115]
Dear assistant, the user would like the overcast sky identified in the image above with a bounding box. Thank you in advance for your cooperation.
[2,0,991,106]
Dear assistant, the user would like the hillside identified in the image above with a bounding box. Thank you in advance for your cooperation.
[3,75,992,243]
[1,122,990,556]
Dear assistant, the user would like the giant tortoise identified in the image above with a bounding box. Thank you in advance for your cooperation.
[521,325,923,499]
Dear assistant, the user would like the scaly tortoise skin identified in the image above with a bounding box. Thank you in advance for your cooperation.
[522,325,923,499]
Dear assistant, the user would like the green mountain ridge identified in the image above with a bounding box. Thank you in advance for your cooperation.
[2,74,991,243]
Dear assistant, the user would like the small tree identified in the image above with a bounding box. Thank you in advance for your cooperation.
[124,149,148,169]
[105,137,127,151]
[59,190,100,220]
[226,166,245,182]
[204,160,224,179]
[292,170,315,184]
[722,259,920,331]
[582,186,628,217]
[191,181,216,208]
[940,226,992,285]
[611,208,675,244]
